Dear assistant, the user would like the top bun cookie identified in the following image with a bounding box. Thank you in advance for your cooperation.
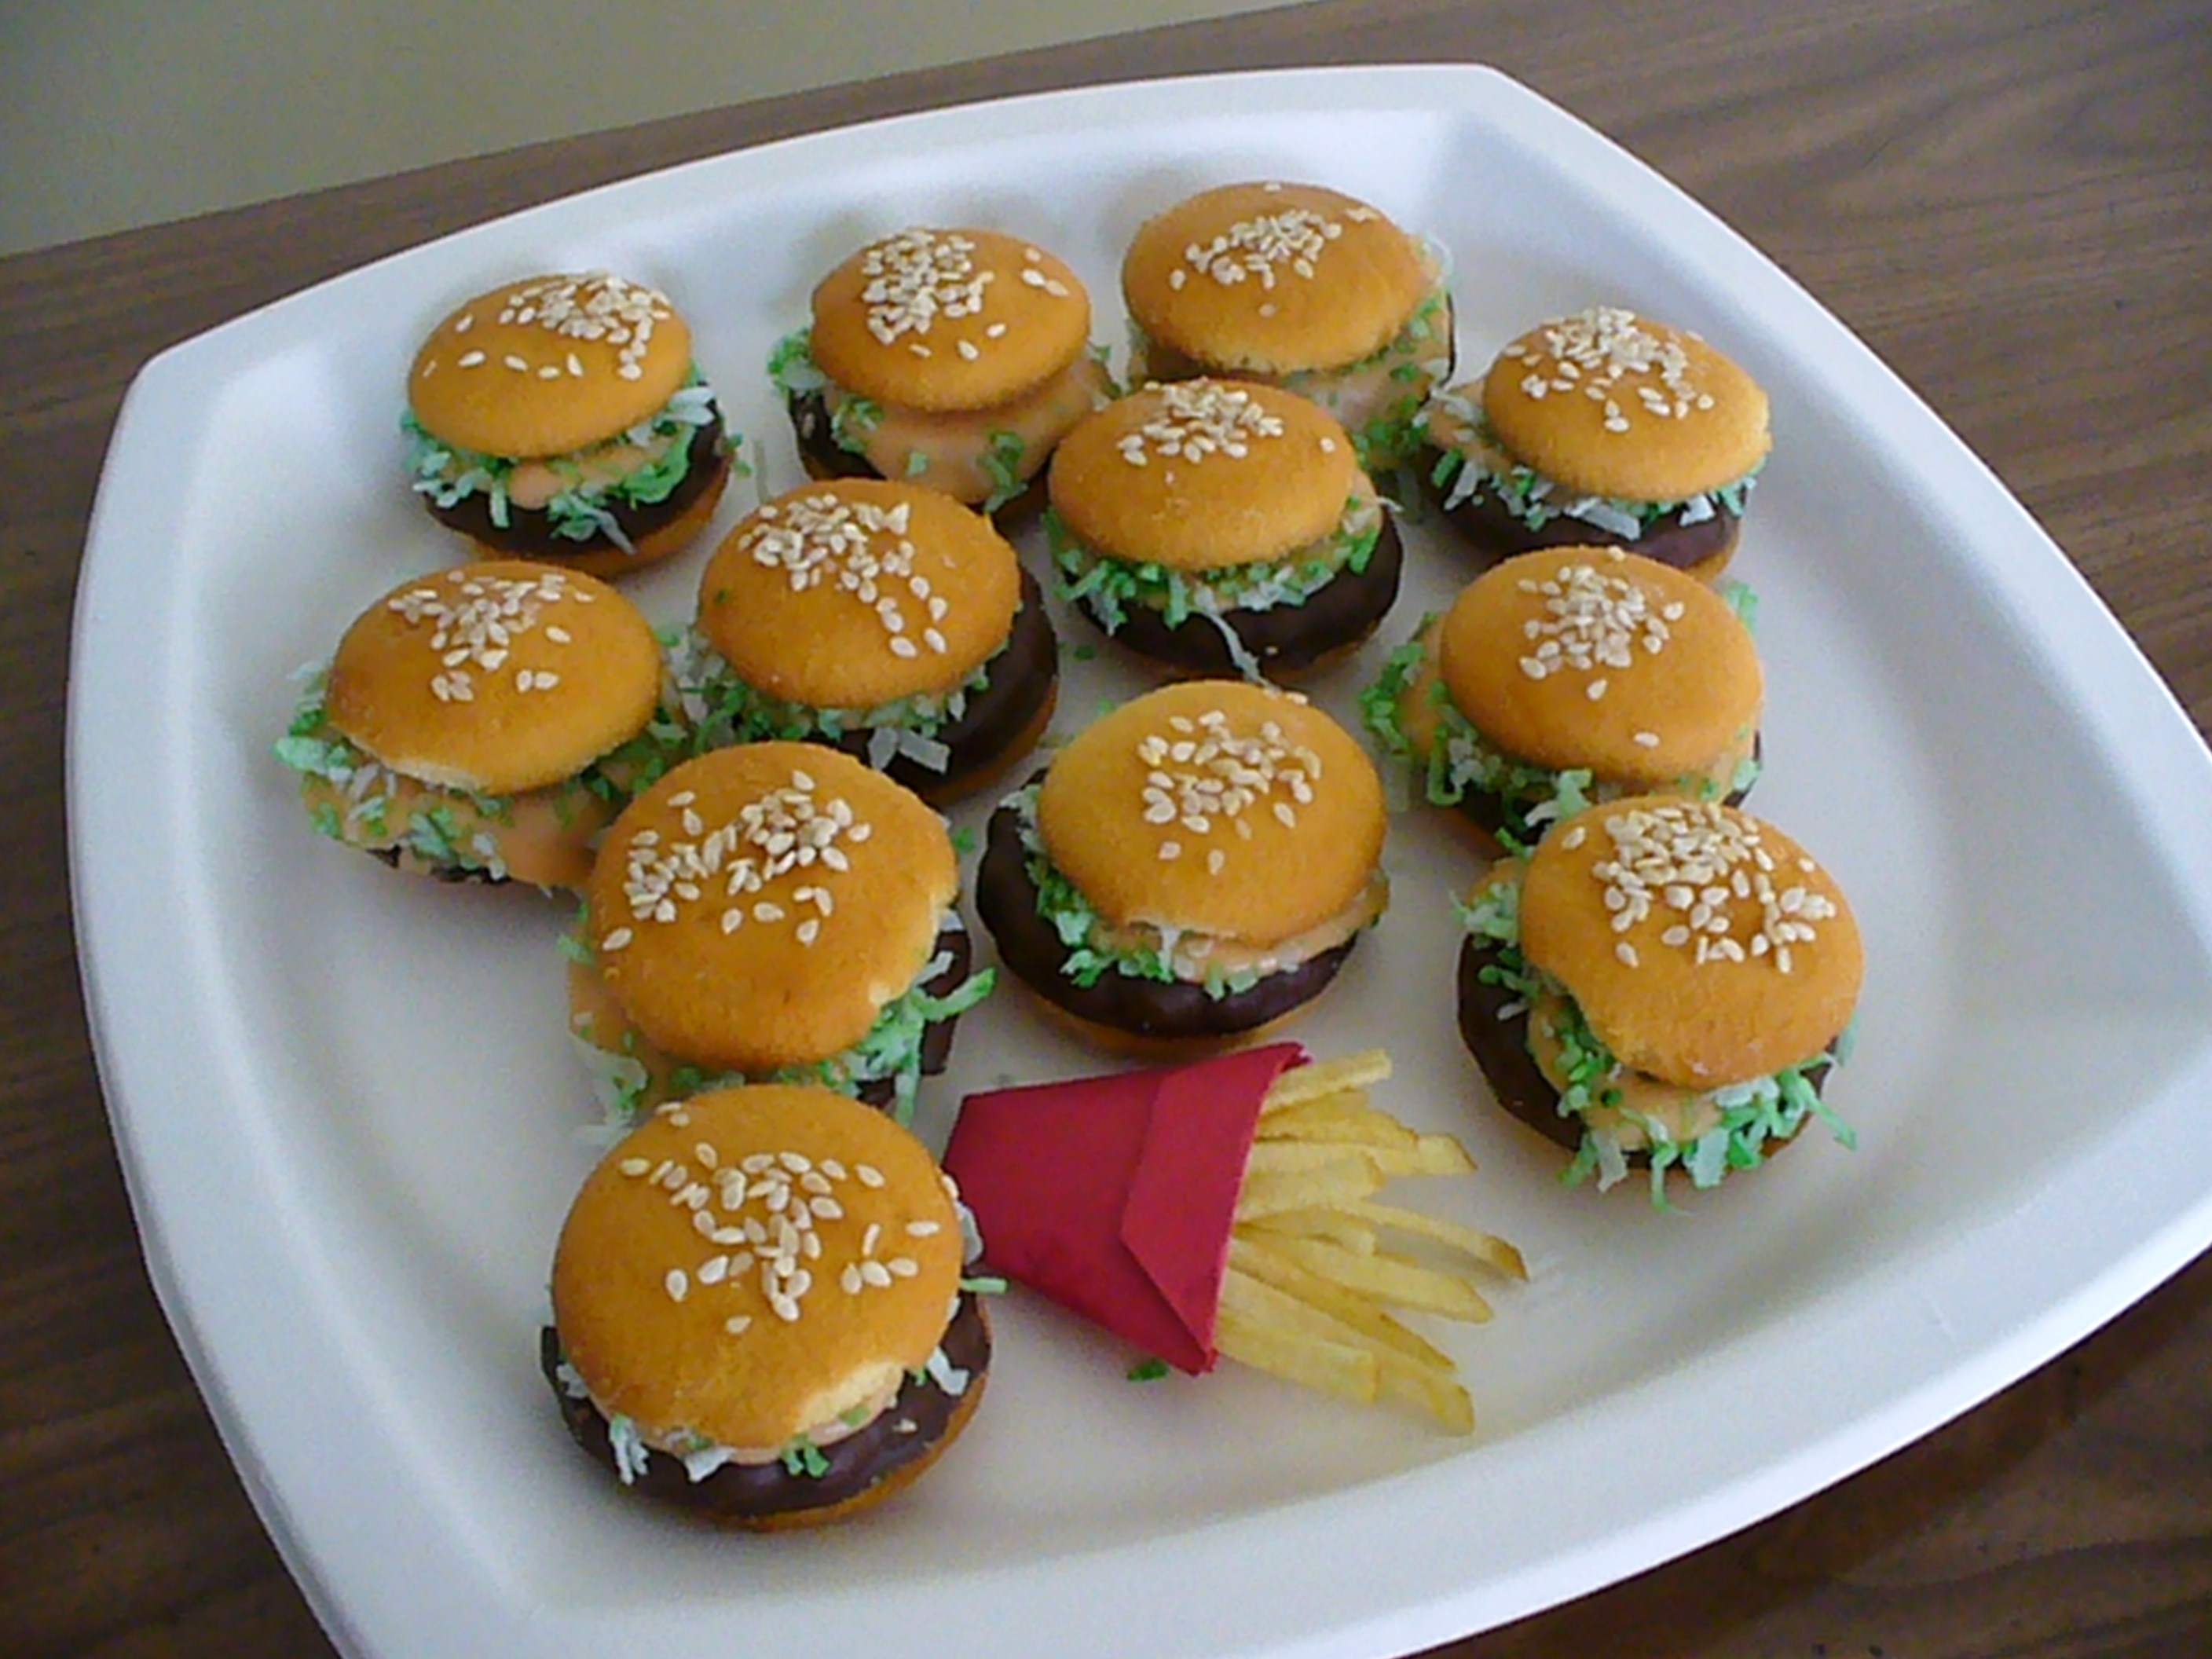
[551,1082,964,1452]
[1122,181,1431,375]
[1048,379,1365,569]
[1519,796,1862,1089]
[408,272,696,460]
[323,560,662,794]
[585,744,958,1073]
[1480,306,1769,501]
[1435,546,1762,788]
[808,228,1093,413]
[1036,680,1384,947]
[698,479,1022,709]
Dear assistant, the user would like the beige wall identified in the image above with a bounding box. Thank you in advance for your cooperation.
[0,0,1285,256]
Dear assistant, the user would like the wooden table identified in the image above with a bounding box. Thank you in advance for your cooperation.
[7,0,2210,1652]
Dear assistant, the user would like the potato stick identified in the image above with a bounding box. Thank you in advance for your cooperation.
[1237,1207,1379,1255]
[1375,1347,1476,1434]
[1253,1097,1423,1152]
[1262,1235,1496,1323]
[1365,1133,1478,1178]
[1230,1249,1473,1434]
[1216,1273,1379,1403]
[1232,1157,1385,1220]
[1341,1200,1531,1280]
[1259,1049,1393,1110]
[1244,1140,1396,1175]
[1215,1308,1377,1404]
[1228,1236,1453,1368]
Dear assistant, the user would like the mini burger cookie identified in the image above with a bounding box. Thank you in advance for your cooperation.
[767,227,1112,511]
[275,561,682,888]
[405,272,736,577]
[1121,181,1452,471]
[1422,306,1768,579]
[1045,379,1399,679]
[568,742,991,1124]
[677,479,1057,804]
[544,1082,990,1527]
[977,681,1387,1055]
[1457,797,1862,1202]
[1362,546,1762,850]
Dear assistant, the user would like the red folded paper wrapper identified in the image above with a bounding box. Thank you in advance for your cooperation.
[942,1042,1309,1375]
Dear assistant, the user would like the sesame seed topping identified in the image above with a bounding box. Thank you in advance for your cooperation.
[851,228,1045,350]
[738,493,950,660]
[1183,207,1346,290]
[383,567,587,707]
[1588,801,1839,972]
[1133,699,1321,870]
[462,272,672,382]
[604,768,866,952]
[1499,306,1713,428]
[1513,558,1672,687]
[1116,381,1287,468]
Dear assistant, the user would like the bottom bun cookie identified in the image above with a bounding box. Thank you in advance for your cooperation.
[1456,932,1833,1166]
[541,1294,991,1530]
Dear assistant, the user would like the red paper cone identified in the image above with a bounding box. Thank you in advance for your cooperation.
[943,1043,1308,1373]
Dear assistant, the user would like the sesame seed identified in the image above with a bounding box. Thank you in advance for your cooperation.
[456,350,485,368]
[1183,206,1346,291]
[664,1269,689,1302]
[617,1157,650,1177]
[1633,731,1662,748]
[1119,380,1287,468]
[856,1164,884,1188]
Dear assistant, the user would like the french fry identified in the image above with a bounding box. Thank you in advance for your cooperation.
[1226,1245,1475,1432]
[1231,1156,1386,1221]
[1375,1346,1476,1434]
[1257,1233,1497,1324]
[1216,1270,1379,1404]
[1239,1207,1380,1255]
[1339,1199,1530,1281]
[1244,1139,1390,1176]
[1253,1096,1423,1152]
[1364,1133,1480,1178]
[1228,1236,1451,1368]
[1257,1048,1393,1111]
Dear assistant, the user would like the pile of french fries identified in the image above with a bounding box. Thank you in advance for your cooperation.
[1217,1049,1526,1432]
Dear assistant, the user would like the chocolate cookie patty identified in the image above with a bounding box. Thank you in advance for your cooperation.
[428,417,730,558]
[976,786,1357,1042]
[1071,517,1404,679]
[543,1291,991,1523]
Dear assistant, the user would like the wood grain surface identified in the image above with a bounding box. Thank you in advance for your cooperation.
[4,1,2210,1654]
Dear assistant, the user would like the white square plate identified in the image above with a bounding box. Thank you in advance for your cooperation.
[69,64,2212,1659]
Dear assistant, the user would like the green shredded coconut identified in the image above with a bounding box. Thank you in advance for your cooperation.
[1126,1357,1172,1382]
[1428,406,1760,537]
[780,1436,832,1478]
[980,430,1029,511]
[1046,494,1382,636]
[1356,625,1595,843]
[671,625,996,766]
[1005,783,1275,998]
[404,367,733,548]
